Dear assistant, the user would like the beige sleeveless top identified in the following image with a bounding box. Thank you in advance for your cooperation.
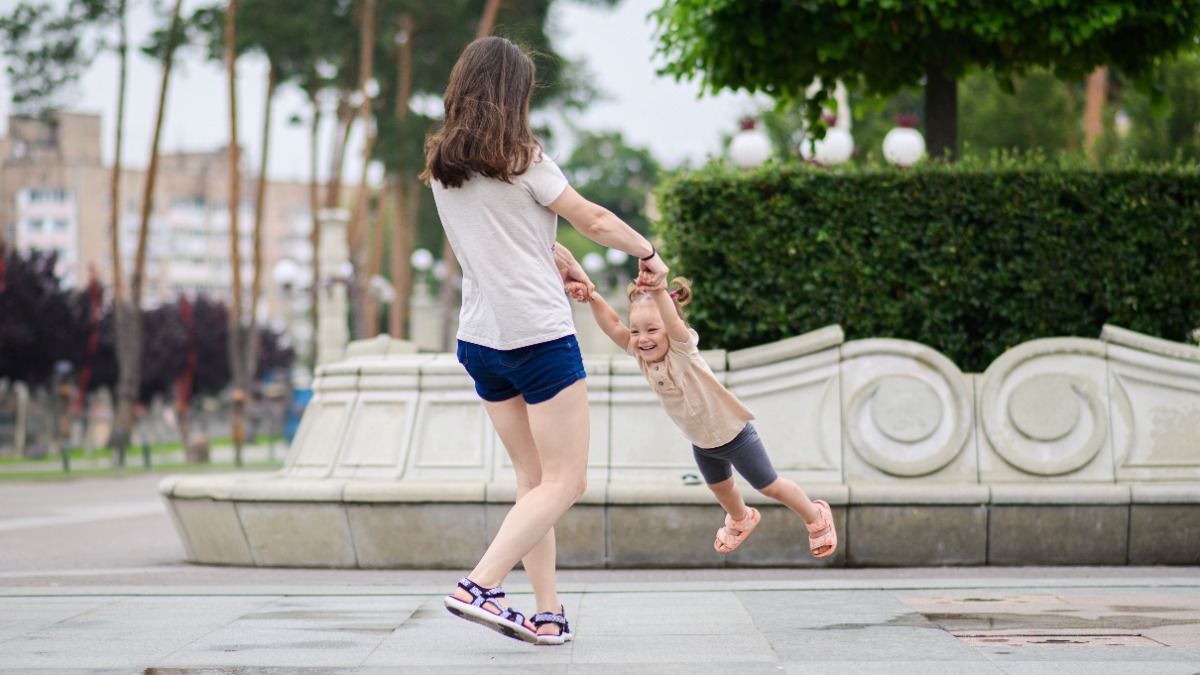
[626,328,754,449]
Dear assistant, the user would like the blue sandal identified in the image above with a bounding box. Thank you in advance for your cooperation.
[443,577,538,644]
[532,605,573,646]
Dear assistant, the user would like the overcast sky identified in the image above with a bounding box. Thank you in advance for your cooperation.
[0,0,766,182]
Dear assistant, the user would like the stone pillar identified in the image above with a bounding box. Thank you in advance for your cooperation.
[316,209,351,368]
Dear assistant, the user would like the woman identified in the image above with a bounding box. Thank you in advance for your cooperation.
[422,35,668,645]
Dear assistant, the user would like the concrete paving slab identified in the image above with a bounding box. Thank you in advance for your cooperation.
[3,474,1200,672]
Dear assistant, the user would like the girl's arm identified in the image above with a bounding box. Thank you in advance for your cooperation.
[648,285,691,343]
[587,290,632,350]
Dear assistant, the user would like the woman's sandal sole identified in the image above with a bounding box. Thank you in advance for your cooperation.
[444,596,539,644]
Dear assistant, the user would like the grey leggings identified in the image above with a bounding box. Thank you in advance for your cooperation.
[692,423,779,490]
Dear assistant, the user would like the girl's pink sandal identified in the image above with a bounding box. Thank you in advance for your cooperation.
[714,507,760,553]
[807,500,837,558]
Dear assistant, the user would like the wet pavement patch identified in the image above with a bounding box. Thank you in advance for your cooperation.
[955,633,1167,647]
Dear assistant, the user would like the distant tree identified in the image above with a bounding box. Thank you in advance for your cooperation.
[654,1,1200,160]
[190,296,233,398]
[1119,53,1200,163]
[0,1,88,114]
[105,0,186,464]
[557,130,660,267]
[959,70,1081,155]
[256,326,294,380]
[141,302,187,404]
[0,247,81,389]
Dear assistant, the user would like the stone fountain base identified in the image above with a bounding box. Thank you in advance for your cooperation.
[160,325,1200,568]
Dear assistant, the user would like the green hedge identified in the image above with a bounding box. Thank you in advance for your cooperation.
[653,160,1200,372]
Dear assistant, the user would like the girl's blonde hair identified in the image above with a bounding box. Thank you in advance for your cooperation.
[628,277,693,323]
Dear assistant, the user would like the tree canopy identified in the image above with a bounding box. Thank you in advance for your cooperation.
[654,0,1200,159]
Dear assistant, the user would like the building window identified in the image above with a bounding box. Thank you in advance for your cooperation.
[28,188,69,203]
[54,219,70,231]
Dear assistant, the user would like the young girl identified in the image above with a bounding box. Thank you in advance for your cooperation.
[585,277,836,557]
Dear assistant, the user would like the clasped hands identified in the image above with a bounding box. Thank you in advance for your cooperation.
[562,253,668,303]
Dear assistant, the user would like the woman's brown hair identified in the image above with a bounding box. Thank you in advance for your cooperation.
[421,36,541,188]
[628,277,693,323]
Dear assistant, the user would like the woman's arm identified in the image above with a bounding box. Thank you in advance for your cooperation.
[587,290,631,350]
[548,186,669,284]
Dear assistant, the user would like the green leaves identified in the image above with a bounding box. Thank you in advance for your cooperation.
[655,160,1200,372]
[652,0,1200,151]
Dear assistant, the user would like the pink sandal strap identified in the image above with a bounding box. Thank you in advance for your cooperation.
[714,507,760,553]
[807,500,838,558]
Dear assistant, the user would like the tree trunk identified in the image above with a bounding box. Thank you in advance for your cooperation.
[109,0,127,304]
[388,13,414,339]
[113,0,183,462]
[1084,67,1108,158]
[478,0,501,37]
[175,295,195,448]
[438,0,504,350]
[248,62,277,385]
[349,0,378,340]
[224,0,247,467]
[308,91,322,372]
[924,49,958,162]
[365,179,385,335]
[325,98,354,209]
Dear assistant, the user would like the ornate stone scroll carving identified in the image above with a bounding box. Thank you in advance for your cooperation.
[1102,325,1200,481]
[979,338,1113,480]
[840,339,974,479]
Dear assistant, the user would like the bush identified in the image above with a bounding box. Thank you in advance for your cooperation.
[653,158,1200,372]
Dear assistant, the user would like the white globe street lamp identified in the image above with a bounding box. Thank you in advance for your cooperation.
[883,116,926,167]
[730,118,772,168]
[410,248,433,271]
[272,258,300,289]
[605,249,629,266]
[581,252,606,275]
[800,126,854,166]
[410,248,434,298]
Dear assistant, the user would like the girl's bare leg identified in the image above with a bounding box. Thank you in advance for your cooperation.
[706,477,750,521]
[759,478,826,534]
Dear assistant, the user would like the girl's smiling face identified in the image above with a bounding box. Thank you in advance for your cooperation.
[628,302,669,363]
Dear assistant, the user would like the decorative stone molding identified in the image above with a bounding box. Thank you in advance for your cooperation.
[979,338,1114,481]
[161,323,1200,568]
[840,339,974,480]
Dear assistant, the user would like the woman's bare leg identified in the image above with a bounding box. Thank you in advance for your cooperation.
[451,381,589,629]
[471,393,564,636]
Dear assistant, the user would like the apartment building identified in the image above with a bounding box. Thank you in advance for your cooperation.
[1,112,315,357]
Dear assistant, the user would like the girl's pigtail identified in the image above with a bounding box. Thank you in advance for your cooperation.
[669,277,693,307]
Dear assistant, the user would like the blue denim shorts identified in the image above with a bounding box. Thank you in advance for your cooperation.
[456,335,587,405]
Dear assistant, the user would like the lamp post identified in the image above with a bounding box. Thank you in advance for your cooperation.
[52,360,73,472]
[410,248,434,299]
[883,115,926,167]
[605,248,630,292]
[730,118,772,168]
[272,258,300,351]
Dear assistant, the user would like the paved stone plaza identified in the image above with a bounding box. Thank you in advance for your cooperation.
[1,474,1199,673]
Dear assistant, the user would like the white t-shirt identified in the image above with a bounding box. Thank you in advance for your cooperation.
[430,153,573,350]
